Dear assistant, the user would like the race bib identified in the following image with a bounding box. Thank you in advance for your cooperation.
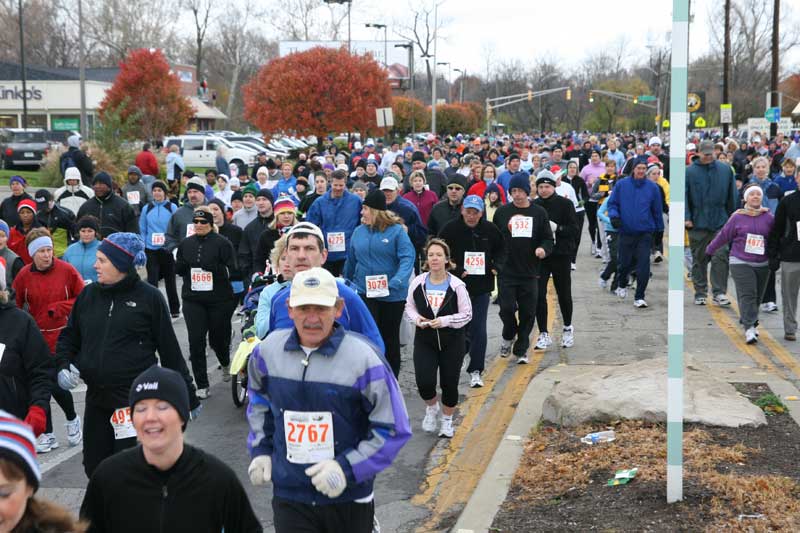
[190,268,213,291]
[327,232,345,253]
[110,407,136,440]
[464,251,486,276]
[283,410,334,464]
[510,215,533,238]
[126,191,140,205]
[796,221,800,241]
[366,274,389,298]
[744,233,765,255]
[426,289,446,313]
[151,232,165,246]
[185,223,196,238]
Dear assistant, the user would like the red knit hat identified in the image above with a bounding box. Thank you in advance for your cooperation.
[274,196,296,215]
[16,198,36,213]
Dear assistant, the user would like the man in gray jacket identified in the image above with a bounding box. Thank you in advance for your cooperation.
[685,140,738,306]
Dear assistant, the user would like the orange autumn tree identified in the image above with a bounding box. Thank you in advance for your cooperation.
[98,48,193,141]
[244,47,392,137]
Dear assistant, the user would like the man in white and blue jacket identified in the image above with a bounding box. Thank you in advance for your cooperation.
[247,267,411,532]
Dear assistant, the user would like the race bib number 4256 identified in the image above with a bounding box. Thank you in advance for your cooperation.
[283,410,334,464]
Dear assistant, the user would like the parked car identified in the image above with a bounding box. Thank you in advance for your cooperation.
[45,130,80,151]
[163,134,258,171]
[0,128,49,169]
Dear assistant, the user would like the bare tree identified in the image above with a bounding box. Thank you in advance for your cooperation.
[393,1,445,91]
[0,0,75,67]
[184,0,213,79]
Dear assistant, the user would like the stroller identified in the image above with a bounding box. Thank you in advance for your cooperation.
[230,272,274,407]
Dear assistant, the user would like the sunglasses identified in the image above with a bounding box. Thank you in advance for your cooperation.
[193,219,210,225]
[447,186,463,191]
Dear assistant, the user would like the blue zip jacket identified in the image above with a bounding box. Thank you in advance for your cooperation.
[774,173,797,196]
[272,177,298,205]
[685,159,737,231]
[139,200,177,250]
[255,279,290,340]
[343,224,415,302]
[63,240,100,282]
[247,325,411,505]
[596,199,617,234]
[386,197,427,249]
[745,177,783,214]
[304,190,363,263]
[268,279,385,354]
[607,176,664,234]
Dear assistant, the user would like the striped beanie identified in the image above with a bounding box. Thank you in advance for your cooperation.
[0,411,41,491]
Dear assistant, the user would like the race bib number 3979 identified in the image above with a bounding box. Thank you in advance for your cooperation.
[283,410,334,464]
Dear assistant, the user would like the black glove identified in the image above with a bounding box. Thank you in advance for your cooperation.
[769,258,781,272]
[611,217,622,229]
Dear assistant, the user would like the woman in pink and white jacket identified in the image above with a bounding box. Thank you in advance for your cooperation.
[405,238,472,439]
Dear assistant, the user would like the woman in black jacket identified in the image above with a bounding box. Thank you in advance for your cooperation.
[175,206,238,400]
[55,232,200,478]
[0,258,52,437]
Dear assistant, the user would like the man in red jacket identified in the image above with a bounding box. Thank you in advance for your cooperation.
[134,143,160,177]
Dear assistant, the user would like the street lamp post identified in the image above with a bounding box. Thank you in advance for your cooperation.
[431,1,439,136]
[395,43,415,134]
[323,0,352,52]
[453,68,465,103]
[17,0,28,129]
[437,61,450,102]
[365,23,388,68]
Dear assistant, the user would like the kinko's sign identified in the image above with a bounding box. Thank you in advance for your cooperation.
[0,85,43,100]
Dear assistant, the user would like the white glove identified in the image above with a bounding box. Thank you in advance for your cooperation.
[248,456,272,486]
[305,459,346,498]
[57,364,81,390]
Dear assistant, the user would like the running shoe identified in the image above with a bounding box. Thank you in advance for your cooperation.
[745,327,758,344]
[570,263,577,271]
[422,404,439,432]
[760,302,778,313]
[221,365,231,383]
[470,371,484,388]
[591,244,597,256]
[499,339,512,357]
[694,296,706,305]
[516,354,529,364]
[653,251,663,263]
[598,277,608,289]
[561,325,574,348]
[712,294,731,307]
[785,332,796,341]
[66,416,82,446]
[634,299,648,308]
[196,388,209,400]
[439,416,454,438]
[615,287,627,299]
[534,332,552,350]
[36,433,58,454]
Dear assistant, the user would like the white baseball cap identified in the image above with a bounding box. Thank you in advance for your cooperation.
[288,221,326,247]
[290,267,339,307]
[648,136,663,146]
[379,177,399,191]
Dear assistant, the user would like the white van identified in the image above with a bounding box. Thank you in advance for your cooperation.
[164,135,258,171]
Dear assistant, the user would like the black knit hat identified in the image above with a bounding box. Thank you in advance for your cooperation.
[150,180,169,195]
[129,366,190,430]
[76,215,100,234]
[92,171,113,189]
[231,190,244,203]
[256,188,273,202]
[363,189,387,211]
[412,151,427,163]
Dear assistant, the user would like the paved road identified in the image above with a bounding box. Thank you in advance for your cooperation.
[8,181,800,531]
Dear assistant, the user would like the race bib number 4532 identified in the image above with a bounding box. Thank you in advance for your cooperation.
[283,410,334,464]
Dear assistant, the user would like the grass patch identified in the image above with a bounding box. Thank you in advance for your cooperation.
[754,393,787,415]
[0,169,48,187]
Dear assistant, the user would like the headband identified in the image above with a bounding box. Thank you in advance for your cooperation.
[27,236,53,258]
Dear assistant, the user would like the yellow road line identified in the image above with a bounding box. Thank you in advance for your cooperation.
[412,285,555,530]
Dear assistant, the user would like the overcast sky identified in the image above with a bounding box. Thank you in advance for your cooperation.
[334,0,800,78]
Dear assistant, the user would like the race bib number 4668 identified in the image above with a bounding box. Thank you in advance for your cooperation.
[283,410,334,464]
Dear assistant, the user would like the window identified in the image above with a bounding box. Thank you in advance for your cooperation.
[184,138,204,151]
[205,139,217,151]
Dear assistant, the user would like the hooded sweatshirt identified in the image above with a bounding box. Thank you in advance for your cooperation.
[54,177,94,216]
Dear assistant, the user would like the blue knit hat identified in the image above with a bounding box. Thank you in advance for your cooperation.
[508,172,531,195]
[98,232,146,273]
[0,219,8,237]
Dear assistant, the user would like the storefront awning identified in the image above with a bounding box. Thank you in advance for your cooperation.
[190,97,227,120]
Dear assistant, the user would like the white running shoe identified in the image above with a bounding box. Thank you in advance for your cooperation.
[470,371,484,388]
[561,325,574,348]
[499,338,512,357]
[439,416,454,438]
[36,433,58,454]
[653,251,663,263]
[760,302,778,313]
[591,244,597,256]
[745,327,758,344]
[534,332,552,350]
[196,388,209,400]
[516,354,529,364]
[66,416,82,446]
[221,365,231,383]
[712,294,731,307]
[570,263,577,271]
[634,299,648,308]
[422,404,439,432]
[598,277,608,289]
[615,287,627,299]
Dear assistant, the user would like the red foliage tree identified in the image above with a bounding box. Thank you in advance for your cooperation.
[243,47,392,137]
[99,49,194,141]
[433,103,480,135]
[391,96,430,135]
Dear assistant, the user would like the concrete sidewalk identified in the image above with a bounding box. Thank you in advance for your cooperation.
[451,363,800,533]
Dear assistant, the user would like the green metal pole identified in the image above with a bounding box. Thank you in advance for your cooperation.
[667,0,689,503]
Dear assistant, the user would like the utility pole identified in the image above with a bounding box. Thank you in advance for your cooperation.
[430,2,439,136]
[78,0,87,138]
[770,0,780,138]
[722,0,731,139]
[17,0,28,129]
[454,68,465,103]
[395,42,415,133]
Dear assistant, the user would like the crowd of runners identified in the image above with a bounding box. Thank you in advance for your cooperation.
[1,126,799,531]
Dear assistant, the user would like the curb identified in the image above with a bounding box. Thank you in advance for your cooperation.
[452,365,800,533]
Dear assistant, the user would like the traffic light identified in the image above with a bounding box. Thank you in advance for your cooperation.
[565,88,572,101]
[528,90,533,101]
[633,96,639,104]
[588,91,594,103]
